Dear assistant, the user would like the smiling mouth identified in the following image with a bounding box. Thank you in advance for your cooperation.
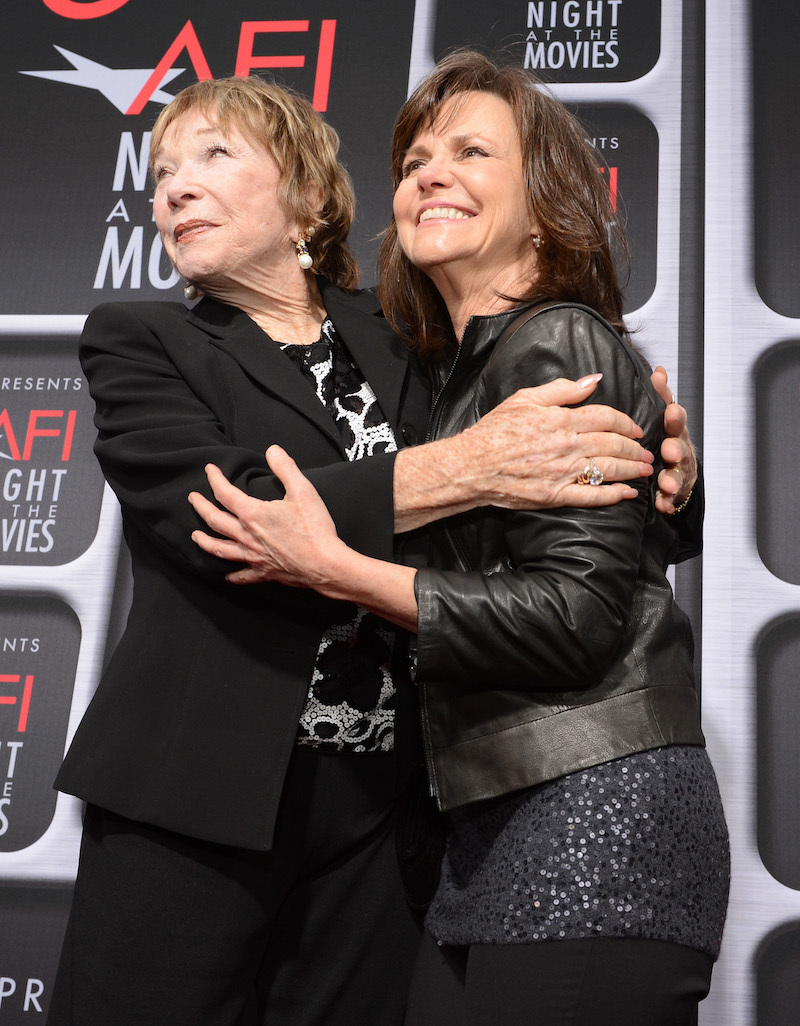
[418,207,473,224]
[174,220,214,242]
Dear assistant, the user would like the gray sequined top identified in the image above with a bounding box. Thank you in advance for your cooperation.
[425,745,729,959]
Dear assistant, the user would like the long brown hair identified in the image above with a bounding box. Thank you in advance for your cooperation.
[377,50,629,361]
[150,76,359,291]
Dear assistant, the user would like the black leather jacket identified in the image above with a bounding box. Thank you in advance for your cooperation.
[414,303,705,811]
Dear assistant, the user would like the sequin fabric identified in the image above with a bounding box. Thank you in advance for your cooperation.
[426,745,730,958]
[279,320,399,753]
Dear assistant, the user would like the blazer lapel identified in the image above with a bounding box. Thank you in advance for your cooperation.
[186,297,343,450]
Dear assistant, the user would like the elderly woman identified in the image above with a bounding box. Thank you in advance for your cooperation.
[50,75,700,1026]
[190,56,727,1026]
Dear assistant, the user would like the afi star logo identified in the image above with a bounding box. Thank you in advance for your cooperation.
[21,45,184,113]
[20,19,337,113]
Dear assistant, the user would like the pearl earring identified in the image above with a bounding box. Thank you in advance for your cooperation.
[532,234,543,250]
[184,282,199,301]
[296,229,314,270]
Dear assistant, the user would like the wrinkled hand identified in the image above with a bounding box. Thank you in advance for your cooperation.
[189,445,345,586]
[651,366,698,514]
[453,373,655,510]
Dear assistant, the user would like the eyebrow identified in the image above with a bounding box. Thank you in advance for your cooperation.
[152,123,226,161]
[404,131,493,157]
[403,141,428,159]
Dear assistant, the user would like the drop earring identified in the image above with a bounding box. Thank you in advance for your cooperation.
[296,228,314,270]
[184,282,199,301]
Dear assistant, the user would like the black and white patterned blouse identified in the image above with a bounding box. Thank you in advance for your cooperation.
[279,318,399,754]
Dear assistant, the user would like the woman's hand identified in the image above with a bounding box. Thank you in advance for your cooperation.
[189,445,420,629]
[189,445,346,587]
[650,366,698,514]
[393,374,653,530]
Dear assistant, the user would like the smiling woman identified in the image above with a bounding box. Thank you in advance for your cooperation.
[393,92,538,337]
[378,58,727,1022]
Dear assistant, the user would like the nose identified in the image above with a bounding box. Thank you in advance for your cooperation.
[416,154,454,192]
[164,167,204,209]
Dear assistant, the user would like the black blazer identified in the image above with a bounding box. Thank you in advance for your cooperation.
[55,281,431,851]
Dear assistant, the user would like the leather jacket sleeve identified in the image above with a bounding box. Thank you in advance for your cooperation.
[415,307,672,690]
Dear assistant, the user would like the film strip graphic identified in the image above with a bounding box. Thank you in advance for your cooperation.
[703,2,800,1023]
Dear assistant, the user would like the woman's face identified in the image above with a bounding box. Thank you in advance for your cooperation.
[393,91,538,300]
[152,107,300,292]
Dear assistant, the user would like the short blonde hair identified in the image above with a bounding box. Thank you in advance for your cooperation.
[150,76,359,290]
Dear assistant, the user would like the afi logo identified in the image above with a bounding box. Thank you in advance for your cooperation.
[0,675,34,733]
[0,410,76,462]
[23,18,338,112]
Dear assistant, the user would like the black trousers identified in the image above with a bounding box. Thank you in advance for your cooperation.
[48,748,421,1026]
[404,930,714,1026]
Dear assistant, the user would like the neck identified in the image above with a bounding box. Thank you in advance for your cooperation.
[244,284,326,343]
[203,264,327,344]
[426,261,537,342]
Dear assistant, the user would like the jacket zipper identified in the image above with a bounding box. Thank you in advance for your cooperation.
[427,339,480,575]
[425,341,465,442]
[419,342,470,803]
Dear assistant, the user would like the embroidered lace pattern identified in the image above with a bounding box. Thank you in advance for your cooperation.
[279,319,399,753]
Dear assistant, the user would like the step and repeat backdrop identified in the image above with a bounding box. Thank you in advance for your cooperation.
[0,1,796,1022]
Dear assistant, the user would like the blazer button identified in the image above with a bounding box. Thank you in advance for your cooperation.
[401,423,419,446]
